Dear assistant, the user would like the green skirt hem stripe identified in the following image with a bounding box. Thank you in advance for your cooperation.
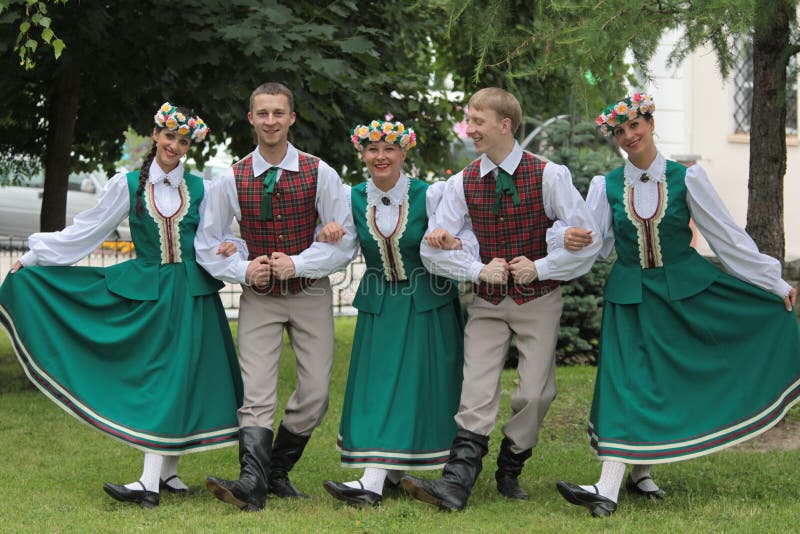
[1,308,239,454]
[589,377,800,463]
[340,460,447,471]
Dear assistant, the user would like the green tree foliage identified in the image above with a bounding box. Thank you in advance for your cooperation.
[0,0,66,70]
[0,0,457,231]
[440,0,800,262]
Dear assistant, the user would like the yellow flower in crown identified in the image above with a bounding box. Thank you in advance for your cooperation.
[349,119,416,151]
[174,112,186,123]
[177,124,191,135]
[165,116,179,129]
[159,102,172,113]
[153,101,211,143]
[626,108,639,120]
[615,101,628,115]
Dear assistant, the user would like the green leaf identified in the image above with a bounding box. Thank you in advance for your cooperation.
[52,38,65,58]
[39,16,50,28]
[25,38,37,51]
[19,21,30,33]
[41,27,53,43]
[338,36,376,55]
[31,13,42,24]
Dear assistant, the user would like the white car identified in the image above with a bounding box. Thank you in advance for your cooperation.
[0,172,131,241]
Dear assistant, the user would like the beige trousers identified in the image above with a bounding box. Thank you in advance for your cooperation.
[236,278,334,435]
[455,288,563,452]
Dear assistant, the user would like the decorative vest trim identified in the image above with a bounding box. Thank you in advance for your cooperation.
[104,171,224,301]
[233,152,319,295]
[603,161,721,304]
[462,153,559,304]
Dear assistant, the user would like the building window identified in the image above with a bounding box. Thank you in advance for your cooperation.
[732,41,798,136]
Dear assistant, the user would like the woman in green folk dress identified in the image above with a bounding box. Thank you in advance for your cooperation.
[554,94,800,517]
[317,120,473,506]
[0,103,243,508]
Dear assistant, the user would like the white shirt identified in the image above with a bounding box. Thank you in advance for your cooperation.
[19,160,246,266]
[335,174,479,270]
[550,152,791,298]
[195,143,355,284]
[420,141,601,283]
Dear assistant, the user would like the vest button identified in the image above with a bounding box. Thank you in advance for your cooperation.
[497,216,505,223]
[276,214,282,220]
[278,234,284,241]
[274,192,281,198]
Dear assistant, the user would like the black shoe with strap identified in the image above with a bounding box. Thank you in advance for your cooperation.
[206,426,273,511]
[555,480,617,517]
[495,437,532,500]
[103,481,159,509]
[268,422,310,498]
[322,480,382,507]
[626,474,667,499]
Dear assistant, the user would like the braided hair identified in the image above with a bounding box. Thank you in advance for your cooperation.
[134,105,195,216]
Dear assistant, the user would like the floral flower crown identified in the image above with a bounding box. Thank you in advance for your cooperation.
[595,93,655,136]
[154,102,210,142]
[350,120,417,150]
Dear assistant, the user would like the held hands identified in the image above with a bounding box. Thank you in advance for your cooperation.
[246,255,271,289]
[564,227,593,251]
[318,222,346,244]
[216,241,238,258]
[509,256,538,285]
[425,228,463,250]
[786,287,797,312]
[10,260,23,273]
[271,252,296,280]
[479,258,510,284]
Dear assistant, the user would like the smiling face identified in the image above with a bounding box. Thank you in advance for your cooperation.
[613,115,657,166]
[152,128,191,172]
[362,141,406,191]
[465,105,514,164]
[248,93,296,151]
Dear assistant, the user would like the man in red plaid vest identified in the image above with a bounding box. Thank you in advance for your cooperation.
[404,87,601,511]
[197,82,355,511]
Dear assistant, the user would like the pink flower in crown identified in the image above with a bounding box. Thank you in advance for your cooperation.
[632,93,643,103]
[595,114,606,127]
[188,117,196,128]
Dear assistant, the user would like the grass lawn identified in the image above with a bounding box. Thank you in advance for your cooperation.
[1,317,799,533]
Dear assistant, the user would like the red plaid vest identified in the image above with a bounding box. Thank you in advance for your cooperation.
[462,152,559,304]
[233,152,319,295]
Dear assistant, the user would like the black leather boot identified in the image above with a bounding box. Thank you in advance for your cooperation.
[401,429,489,511]
[268,422,310,498]
[206,426,273,511]
[495,437,532,500]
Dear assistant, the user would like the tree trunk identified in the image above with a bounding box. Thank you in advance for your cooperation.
[746,1,794,264]
[41,49,81,233]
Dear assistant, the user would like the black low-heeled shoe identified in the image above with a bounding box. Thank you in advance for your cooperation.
[160,475,191,495]
[103,481,160,509]
[626,474,667,499]
[555,480,617,517]
[323,480,381,507]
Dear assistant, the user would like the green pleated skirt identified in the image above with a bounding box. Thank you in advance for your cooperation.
[0,264,243,455]
[338,294,464,470]
[589,267,800,463]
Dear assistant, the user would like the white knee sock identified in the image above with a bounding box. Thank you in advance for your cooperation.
[580,461,625,503]
[160,455,189,491]
[343,468,387,494]
[630,464,660,492]
[124,453,163,493]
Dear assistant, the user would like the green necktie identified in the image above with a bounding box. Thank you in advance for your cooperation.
[494,168,520,214]
[259,166,279,222]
